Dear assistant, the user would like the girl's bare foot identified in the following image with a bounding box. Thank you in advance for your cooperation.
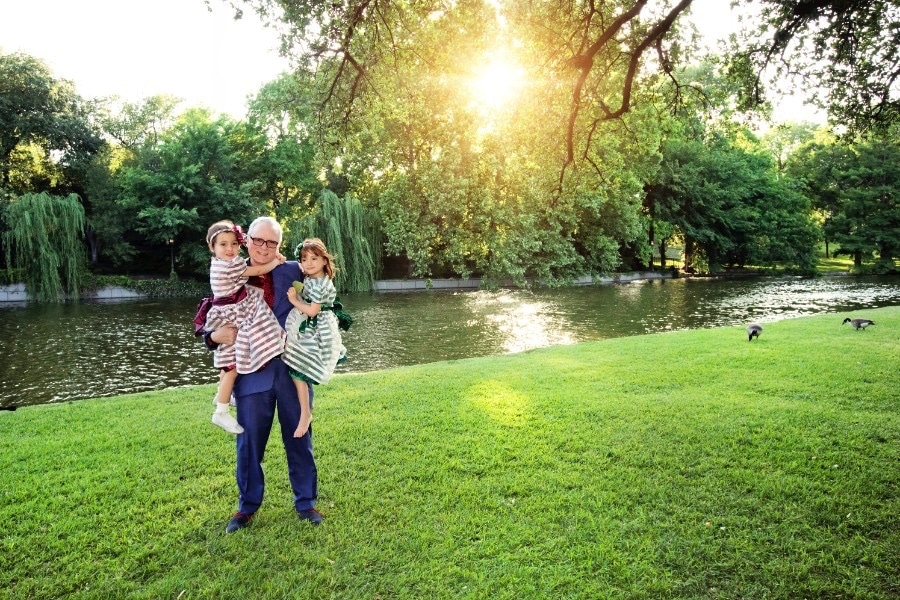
[294,413,312,438]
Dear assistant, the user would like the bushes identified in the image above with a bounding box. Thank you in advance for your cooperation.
[80,273,208,299]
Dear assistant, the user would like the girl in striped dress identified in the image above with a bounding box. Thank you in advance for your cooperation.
[283,238,347,438]
[204,220,286,434]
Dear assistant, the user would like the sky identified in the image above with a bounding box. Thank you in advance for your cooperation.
[0,0,821,123]
[0,0,290,118]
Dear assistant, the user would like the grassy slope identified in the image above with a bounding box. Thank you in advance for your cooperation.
[1,307,898,600]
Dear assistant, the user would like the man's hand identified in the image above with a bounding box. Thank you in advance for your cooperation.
[210,324,238,346]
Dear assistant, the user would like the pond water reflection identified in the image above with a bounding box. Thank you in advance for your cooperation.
[1,275,898,408]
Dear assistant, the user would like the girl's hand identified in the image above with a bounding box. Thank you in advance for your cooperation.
[287,287,298,301]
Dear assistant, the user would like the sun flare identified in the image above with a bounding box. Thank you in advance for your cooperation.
[467,51,526,114]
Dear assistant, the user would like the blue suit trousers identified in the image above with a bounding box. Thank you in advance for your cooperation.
[235,357,317,515]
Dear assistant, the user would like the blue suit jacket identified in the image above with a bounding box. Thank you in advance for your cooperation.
[233,261,302,398]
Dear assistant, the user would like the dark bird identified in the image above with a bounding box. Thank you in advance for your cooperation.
[842,318,875,331]
[747,323,763,341]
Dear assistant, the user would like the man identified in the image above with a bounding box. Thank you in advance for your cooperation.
[205,216,322,532]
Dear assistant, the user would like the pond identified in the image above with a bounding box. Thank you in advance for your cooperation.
[1,275,898,408]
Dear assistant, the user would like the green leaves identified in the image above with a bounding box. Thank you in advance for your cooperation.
[2,191,86,302]
[647,127,818,272]
[115,110,271,275]
[788,134,900,270]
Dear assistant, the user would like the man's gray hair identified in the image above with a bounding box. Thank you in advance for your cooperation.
[247,216,283,243]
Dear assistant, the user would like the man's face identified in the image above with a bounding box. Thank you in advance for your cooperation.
[246,224,280,265]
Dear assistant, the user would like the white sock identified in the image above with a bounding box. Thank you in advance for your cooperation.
[215,403,229,414]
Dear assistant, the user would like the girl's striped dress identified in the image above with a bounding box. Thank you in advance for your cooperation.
[204,255,285,374]
[282,276,346,385]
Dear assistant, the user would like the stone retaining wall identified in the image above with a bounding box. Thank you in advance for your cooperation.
[0,284,145,303]
[2,271,673,301]
[373,271,671,292]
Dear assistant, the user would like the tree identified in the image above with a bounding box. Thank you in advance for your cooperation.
[761,121,820,178]
[221,0,892,280]
[2,192,86,302]
[291,190,379,292]
[84,96,184,269]
[729,0,900,134]
[0,51,101,193]
[116,109,269,275]
[646,127,818,273]
[230,0,898,156]
[789,135,900,270]
[839,140,900,270]
[95,95,181,154]
[246,75,323,223]
[784,132,850,259]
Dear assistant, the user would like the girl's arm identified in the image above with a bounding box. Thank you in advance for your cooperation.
[243,253,285,277]
[286,287,321,318]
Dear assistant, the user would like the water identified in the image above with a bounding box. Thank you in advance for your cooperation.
[1,276,898,408]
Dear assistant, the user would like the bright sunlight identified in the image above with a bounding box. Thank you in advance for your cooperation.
[466,50,526,116]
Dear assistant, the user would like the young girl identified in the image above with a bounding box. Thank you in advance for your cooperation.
[282,238,348,439]
[204,220,286,434]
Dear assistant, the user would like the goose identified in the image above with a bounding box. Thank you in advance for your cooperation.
[842,318,875,331]
[747,323,762,341]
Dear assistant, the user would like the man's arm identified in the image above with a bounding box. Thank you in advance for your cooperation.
[203,324,237,350]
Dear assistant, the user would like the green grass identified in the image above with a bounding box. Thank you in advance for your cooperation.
[816,254,854,273]
[2,307,898,599]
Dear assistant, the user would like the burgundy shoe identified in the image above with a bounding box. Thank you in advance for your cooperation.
[297,507,324,525]
[225,511,253,533]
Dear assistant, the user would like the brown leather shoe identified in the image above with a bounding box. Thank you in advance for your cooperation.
[225,511,253,533]
[297,507,324,525]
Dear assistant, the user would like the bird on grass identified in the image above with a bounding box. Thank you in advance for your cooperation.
[842,318,875,331]
[747,323,763,341]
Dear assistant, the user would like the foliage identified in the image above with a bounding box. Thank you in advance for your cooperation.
[115,109,270,275]
[0,267,24,286]
[80,273,209,299]
[290,190,379,292]
[94,94,181,153]
[0,51,102,194]
[787,134,900,271]
[646,126,818,273]
[2,306,898,598]
[2,192,86,302]
[246,74,323,223]
[729,0,900,134]
[80,145,137,267]
[6,1,899,282]
[252,1,667,284]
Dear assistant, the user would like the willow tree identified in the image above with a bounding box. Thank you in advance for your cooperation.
[3,192,86,302]
[291,190,379,292]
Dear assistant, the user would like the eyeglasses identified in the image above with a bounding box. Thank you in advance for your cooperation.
[248,236,279,249]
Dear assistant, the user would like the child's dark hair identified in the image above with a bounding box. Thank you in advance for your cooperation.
[296,238,336,279]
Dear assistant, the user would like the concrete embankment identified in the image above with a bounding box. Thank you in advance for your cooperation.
[1,271,675,302]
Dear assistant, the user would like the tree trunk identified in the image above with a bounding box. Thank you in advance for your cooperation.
[86,225,98,265]
[683,238,696,273]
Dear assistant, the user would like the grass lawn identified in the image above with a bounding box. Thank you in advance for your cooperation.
[2,307,898,599]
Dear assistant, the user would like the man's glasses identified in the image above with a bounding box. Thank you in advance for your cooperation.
[248,236,279,249]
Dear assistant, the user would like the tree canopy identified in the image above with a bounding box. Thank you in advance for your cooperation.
[2,0,898,296]
[0,51,101,195]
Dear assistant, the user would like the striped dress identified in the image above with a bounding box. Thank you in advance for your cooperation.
[204,255,285,374]
[282,276,346,385]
